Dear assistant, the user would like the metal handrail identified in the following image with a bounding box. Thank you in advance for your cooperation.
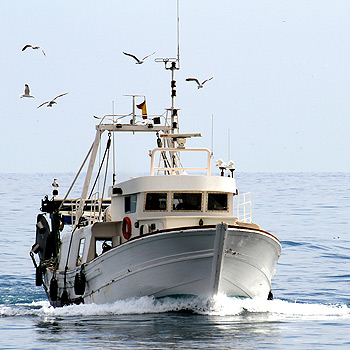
[150,147,212,176]
[70,192,101,225]
[236,192,252,223]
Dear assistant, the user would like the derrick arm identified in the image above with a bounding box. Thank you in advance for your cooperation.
[76,126,104,224]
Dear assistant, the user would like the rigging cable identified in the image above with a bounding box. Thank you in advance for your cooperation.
[88,134,111,200]
[112,101,116,185]
[62,135,111,298]
[58,142,94,212]
[99,133,111,219]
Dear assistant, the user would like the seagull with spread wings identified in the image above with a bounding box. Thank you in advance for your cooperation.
[37,93,68,108]
[20,84,34,98]
[186,77,213,89]
[22,44,46,56]
[123,51,155,64]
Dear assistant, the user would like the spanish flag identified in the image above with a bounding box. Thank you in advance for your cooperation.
[137,99,147,119]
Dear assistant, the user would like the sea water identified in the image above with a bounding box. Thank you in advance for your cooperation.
[0,172,349,349]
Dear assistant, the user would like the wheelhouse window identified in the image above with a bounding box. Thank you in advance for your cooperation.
[145,192,167,211]
[76,238,85,266]
[173,192,202,211]
[125,194,137,213]
[207,193,228,211]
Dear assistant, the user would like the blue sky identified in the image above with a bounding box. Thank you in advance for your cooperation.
[1,0,350,175]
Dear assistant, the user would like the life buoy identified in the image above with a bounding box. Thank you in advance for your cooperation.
[122,217,132,240]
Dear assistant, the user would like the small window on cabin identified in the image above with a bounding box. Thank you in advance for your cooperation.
[207,193,228,211]
[173,193,202,211]
[145,192,167,211]
[76,238,85,266]
[125,194,137,213]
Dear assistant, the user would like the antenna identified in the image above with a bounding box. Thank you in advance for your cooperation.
[211,114,214,158]
[177,0,180,68]
[155,0,181,136]
[112,100,116,185]
[228,129,231,161]
[154,0,180,69]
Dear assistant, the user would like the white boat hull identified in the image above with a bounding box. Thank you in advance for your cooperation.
[44,223,281,306]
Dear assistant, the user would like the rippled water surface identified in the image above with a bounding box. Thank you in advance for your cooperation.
[0,172,349,349]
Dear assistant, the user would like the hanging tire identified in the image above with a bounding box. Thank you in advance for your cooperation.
[267,290,273,300]
[74,271,86,295]
[49,277,58,301]
[35,266,42,286]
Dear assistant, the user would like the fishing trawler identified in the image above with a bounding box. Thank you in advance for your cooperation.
[30,17,281,307]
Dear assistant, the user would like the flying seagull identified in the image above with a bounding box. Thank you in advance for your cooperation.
[37,93,68,108]
[20,84,34,98]
[22,44,46,56]
[186,77,213,89]
[123,51,155,64]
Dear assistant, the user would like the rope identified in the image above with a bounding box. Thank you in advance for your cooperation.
[99,133,111,219]
[62,135,111,293]
[58,142,94,211]
[88,135,111,200]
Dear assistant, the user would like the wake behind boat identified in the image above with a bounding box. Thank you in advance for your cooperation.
[30,14,281,308]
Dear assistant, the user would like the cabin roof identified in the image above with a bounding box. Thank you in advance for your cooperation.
[109,174,237,196]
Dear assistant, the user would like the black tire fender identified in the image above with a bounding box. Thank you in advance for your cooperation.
[74,271,86,295]
[49,277,58,301]
[35,266,42,286]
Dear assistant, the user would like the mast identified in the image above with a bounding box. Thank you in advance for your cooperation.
[177,0,180,69]
[76,0,182,221]
[155,0,181,135]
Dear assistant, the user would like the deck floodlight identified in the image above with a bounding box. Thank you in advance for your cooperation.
[215,159,227,176]
[227,160,235,177]
[176,138,186,148]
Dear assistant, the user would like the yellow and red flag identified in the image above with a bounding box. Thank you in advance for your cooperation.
[137,99,147,119]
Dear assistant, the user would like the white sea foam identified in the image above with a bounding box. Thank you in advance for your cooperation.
[1,295,349,319]
[35,295,350,319]
[205,294,350,318]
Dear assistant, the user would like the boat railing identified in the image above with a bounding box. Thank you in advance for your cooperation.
[89,192,101,222]
[70,192,102,225]
[71,198,81,225]
[235,192,252,223]
[150,147,211,176]
[102,112,168,125]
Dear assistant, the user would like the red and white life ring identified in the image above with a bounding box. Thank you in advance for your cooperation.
[122,217,132,240]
